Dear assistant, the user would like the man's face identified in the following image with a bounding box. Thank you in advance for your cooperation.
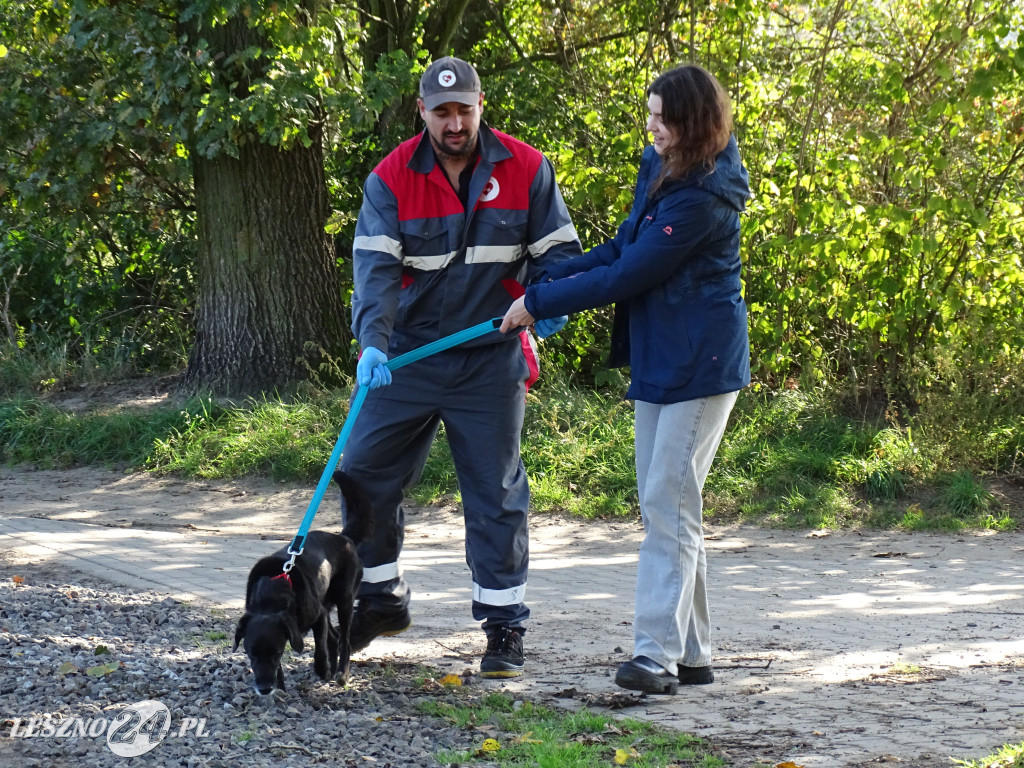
[418,94,484,159]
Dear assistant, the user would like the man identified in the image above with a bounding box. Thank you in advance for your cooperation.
[340,56,581,678]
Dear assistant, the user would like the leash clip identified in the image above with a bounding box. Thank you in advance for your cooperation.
[282,534,305,574]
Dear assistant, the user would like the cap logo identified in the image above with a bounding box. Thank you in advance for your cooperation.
[438,69,456,88]
[479,176,500,202]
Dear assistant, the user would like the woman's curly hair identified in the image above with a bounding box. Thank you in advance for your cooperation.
[647,64,733,195]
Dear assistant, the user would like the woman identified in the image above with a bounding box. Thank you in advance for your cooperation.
[500,64,750,694]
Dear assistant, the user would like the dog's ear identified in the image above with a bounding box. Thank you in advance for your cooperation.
[233,614,251,651]
[284,614,304,652]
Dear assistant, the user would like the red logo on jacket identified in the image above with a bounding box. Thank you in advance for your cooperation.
[663,226,673,235]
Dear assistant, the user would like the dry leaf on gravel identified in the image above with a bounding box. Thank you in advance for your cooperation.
[85,660,120,677]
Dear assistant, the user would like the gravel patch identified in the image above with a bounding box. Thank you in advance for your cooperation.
[0,564,492,767]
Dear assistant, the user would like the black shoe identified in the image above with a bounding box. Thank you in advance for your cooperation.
[349,603,411,652]
[480,625,525,678]
[677,664,714,685]
[615,656,679,694]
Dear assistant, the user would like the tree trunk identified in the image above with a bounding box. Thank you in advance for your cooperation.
[182,125,348,395]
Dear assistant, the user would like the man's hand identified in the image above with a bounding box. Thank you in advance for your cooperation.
[356,346,392,389]
[500,296,536,334]
[534,315,568,339]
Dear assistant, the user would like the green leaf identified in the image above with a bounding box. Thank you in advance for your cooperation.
[86,661,120,677]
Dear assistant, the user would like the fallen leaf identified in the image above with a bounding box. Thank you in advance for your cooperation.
[86,661,120,677]
[475,738,500,755]
[775,762,806,768]
[615,747,640,764]
[571,733,607,745]
[12,575,24,585]
[512,730,543,745]
[57,662,78,676]
[439,673,462,687]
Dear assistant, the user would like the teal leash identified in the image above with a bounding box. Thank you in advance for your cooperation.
[282,317,502,572]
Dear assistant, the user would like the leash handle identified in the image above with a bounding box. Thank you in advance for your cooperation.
[286,317,502,558]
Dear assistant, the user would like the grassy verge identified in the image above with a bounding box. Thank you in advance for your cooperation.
[0,376,1021,530]
[419,690,724,768]
[956,741,1024,768]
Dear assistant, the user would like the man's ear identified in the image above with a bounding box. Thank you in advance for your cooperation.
[417,97,427,121]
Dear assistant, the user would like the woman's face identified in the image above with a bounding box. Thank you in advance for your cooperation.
[646,94,679,156]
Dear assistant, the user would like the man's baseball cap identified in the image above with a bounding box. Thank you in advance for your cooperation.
[419,57,481,110]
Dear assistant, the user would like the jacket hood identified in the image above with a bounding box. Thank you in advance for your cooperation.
[657,135,750,212]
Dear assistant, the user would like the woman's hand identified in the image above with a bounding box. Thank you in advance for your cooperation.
[500,296,536,334]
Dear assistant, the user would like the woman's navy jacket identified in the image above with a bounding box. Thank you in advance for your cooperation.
[525,137,751,404]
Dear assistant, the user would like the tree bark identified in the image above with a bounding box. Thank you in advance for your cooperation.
[182,124,348,395]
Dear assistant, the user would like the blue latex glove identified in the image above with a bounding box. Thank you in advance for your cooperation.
[356,346,392,389]
[534,315,568,339]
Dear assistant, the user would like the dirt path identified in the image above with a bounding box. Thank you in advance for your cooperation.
[2,465,1023,767]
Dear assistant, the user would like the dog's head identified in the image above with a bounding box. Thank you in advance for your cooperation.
[234,610,304,695]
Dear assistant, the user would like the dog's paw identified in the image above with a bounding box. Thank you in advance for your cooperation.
[314,655,331,680]
[334,669,351,687]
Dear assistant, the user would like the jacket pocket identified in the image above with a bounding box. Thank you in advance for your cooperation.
[468,209,528,264]
[398,219,452,271]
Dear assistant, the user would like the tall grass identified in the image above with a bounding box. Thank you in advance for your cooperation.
[148,395,353,482]
[0,372,1020,530]
[0,332,187,397]
[0,397,196,469]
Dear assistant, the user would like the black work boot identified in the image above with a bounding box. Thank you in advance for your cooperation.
[677,664,715,685]
[349,602,412,652]
[615,656,679,694]
[480,625,525,678]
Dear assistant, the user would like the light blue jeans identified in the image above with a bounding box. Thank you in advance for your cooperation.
[632,391,738,672]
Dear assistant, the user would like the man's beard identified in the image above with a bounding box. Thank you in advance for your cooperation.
[432,129,477,159]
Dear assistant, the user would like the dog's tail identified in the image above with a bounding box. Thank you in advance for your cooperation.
[333,469,373,545]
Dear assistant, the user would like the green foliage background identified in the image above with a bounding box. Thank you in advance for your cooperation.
[1,0,1023,418]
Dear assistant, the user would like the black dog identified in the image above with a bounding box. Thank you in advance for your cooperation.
[234,470,371,694]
